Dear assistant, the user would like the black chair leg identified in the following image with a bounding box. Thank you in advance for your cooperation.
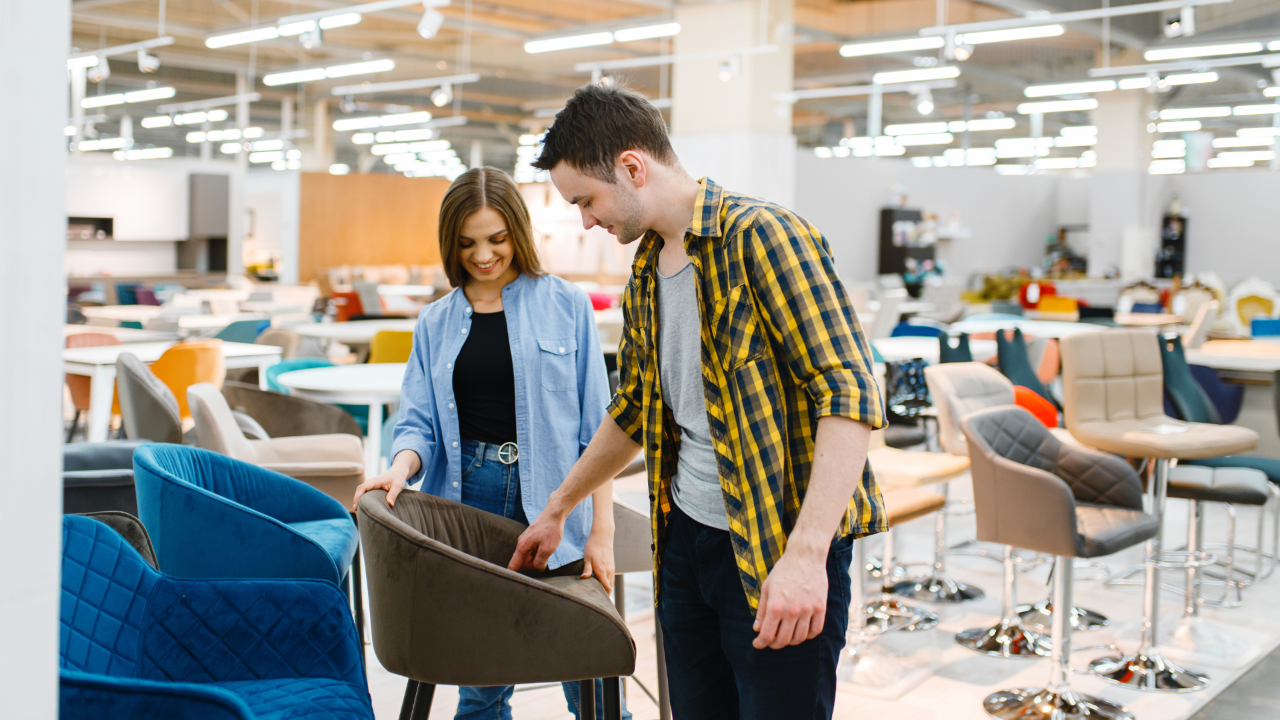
[603,677,621,720]
[410,681,435,720]
[399,680,419,720]
[67,410,81,443]
[352,540,366,664]
[579,679,597,720]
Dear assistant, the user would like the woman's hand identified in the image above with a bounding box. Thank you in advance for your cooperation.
[352,451,420,511]
[581,527,616,594]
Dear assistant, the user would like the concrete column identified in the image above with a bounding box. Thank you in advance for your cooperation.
[669,0,795,207]
[1087,88,1157,278]
[0,0,69,716]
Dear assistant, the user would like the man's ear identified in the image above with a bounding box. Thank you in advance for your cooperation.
[618,150,646,188]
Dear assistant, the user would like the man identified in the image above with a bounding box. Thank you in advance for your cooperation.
[508,82,887,719]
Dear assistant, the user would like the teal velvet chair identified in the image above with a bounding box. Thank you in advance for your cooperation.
[266,358,369,432]
[214,319,270,344]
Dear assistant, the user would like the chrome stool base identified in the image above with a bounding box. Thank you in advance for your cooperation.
[1158,614,1252,663]
[893,574,984,604]
[984,687,1134,720]
[1088,650,1210,692]
[864,598,939,633]
[956,620,1051,658]
[1017,600,1109,632]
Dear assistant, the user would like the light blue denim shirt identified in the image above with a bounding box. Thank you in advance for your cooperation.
[390,272,610,570]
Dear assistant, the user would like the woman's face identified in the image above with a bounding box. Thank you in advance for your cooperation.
[457,206,519,286]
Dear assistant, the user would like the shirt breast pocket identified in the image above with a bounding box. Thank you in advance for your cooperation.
[537,337,578,392]
[711,284,767,372]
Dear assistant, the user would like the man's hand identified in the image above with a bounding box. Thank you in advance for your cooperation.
[752,545,829,650]
[508,509,567,573]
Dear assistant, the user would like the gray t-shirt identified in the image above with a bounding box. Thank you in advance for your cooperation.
[655,261,729,531]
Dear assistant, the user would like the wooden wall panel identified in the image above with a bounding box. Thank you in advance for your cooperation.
[298,172,451,282]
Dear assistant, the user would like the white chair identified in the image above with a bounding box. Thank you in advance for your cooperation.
[870,292,905,339]
[1183,300,1218,350]
[1226,277,1278,336]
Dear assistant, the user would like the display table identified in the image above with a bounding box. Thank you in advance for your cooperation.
[949,318,1101,339]
[63,341,282,443]
[290,319,418,347]
[873,336,997,364]
[1114,313,1183,327]
[64,325,175,343]
[82,305,165,325]
[276,363,407,474]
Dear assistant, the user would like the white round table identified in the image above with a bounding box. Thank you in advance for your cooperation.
[276,363,407,474]
[872,336,997,364]
[948,319,1103,339]
[289,319,418,346]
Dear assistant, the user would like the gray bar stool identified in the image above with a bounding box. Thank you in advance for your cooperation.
[1060,329,1259,692]
[963,405,1158,720]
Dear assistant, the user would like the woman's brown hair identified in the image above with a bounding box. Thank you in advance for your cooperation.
[437,167,546,288]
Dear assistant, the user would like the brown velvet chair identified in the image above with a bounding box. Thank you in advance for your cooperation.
[222,381,363,439]
[358,489,635,720]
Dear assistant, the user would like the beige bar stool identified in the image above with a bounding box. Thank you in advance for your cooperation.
[1060,329,1258,692]
[963,405,1156,720]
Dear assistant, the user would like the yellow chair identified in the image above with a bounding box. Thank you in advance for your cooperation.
[369,330,414,364]
[149,340,227,420]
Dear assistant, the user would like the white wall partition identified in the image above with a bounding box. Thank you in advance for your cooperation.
[0,0,69,717]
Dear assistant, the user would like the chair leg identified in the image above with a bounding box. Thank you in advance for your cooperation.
[1159,501,1249,661]
[399,680,419,720]
[655,622,672,720]
[956,545,1050,657]
[578,679,597,720]
[410,681,435,720]
[67,409,81,443]
[603,677,622,720]
[866,528,938,633]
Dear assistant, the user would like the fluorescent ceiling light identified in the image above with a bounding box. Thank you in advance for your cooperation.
[243,127,264,138]
[872,66,960,84]
[995,164,1034,175]
[374,128,435,142]
[185,132,207,143]
[1156,120,1201,132]
[249,151,284,163]
[78,138,128,151]
[1214,136,1275,147]
[123,87,176,103]
[1267,87,1280,97]
[1149,159,1186,174]
[839,37,944,57]
[896,133,953,145]
[1025,80,1116,97]
[207,26,280,48]
[954,118,1017,131]
[911,157,932,168]
[352,133,375,144]
[524,32,613,54]
[68,55,100,70]
[408,140,450,152]
[885,122,949,136]
[81,94,125,108]
[1166,72,1218,85]
[1144,42,1263,61]
[140,116,171,128]
[1159,106,1230,119]
[221,143,242,154]
[1035,157,1080,169]
[264,59,394,86]
[64,125,77,136]
[113,147,173,160]
[1055,135,1097,147]
[371,143,411,155]
[958,25,1063,45]
[1119,77,1153,89]
[1017,99,1098,114]
[333,110,431,131]
[1271,41,1280,51]
[614,23,680,43]
[330,164,351,175]
[251,139,284,151]
[278,13,361,36]
[205,129,241,141]
[1208,156,1254,168]
[1060,125,1098,136]
[1217,150,1275,161]
[1239,127,1280,137]
[1234,104,1280,115]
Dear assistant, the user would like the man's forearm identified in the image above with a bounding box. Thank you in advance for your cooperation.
[785,416,873,560]
[548,417,642,520]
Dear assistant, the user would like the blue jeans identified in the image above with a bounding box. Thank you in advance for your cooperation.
[656,504,853,720]
[454,440,631,720]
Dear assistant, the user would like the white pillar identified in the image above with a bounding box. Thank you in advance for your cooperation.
[0,1,69,717]
[470,138,484,169]
[1087,89,1156,278]
[670,0,795,207]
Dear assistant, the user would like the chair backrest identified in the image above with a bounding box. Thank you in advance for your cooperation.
[996,328,1060,410]
[213,319,268,344]
[1037,295,1078,314]
[61,515,159,675]
[1159,335,1219,424]
[938,333,973,363]
[890,322,944,338]
[1014,385,1059,428]
[116,353,183,443]
[369,330,414,364]
[265,357,335,393]
[255,328,302,359]
[330,291,364,322]
[1060,329,1164,429]
[134,287,160,306]
[353,281,384,318]
[1183,300,1217,350]
[149,340,226,419]
[222,381,363,438]
[869,292,903,339]
[923,361,1015,457]
[188,382,257,461]
[80,511,159,569]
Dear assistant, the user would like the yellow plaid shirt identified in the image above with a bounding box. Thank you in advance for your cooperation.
[609,178,887,610]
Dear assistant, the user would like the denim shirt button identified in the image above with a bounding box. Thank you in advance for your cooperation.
[448,403,454,409]
[461,328,467,334]
[446,362,452,369]
[452,441,458,447]
[453,482,459,488]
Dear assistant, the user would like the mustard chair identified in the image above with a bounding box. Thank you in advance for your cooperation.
[149,340,227,420]
[369,330,414,364]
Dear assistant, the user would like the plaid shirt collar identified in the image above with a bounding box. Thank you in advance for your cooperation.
[631,177,724,279]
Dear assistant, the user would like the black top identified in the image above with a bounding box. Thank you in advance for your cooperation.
[452,310,518,445]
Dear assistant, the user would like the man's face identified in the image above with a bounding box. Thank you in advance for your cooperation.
[549,162,647,245]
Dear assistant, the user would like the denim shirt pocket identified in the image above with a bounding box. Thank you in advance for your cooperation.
[537,337,578,391]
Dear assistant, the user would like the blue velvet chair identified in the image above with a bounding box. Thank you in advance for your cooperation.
[891,322,945,338]
[60,514,373,720]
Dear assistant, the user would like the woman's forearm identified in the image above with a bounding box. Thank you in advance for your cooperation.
[390,449,422,480]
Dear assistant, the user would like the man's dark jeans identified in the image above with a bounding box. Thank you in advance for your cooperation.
[656,504,854,720]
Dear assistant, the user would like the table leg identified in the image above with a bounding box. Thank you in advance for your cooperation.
[365,402,383,477]
[86,365,116,443]
[258,357,278,391]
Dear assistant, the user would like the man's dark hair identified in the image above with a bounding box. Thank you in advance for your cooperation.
[532,82,676,182]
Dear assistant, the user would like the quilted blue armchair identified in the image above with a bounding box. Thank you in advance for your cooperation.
[133,443,359,595]
[60,515,373,719]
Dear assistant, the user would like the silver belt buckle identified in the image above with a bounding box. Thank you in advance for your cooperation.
[497,442,519,465]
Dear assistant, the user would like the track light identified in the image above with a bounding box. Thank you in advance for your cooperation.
[430,83,453,107]
[915,89,935,115]
[596,73,614,87]
[418,8,445,39]
[1164,7,1195,38]
[137,49,160,73]
[300,27,323,49]
[87,58,110,83]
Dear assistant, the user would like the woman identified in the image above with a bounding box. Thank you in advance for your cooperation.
[352,167,627,720]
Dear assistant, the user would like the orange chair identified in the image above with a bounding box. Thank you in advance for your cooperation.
[148,340,227,420]
[66,333,121,441]
[369,330,414,364]
[1014,385,1058,428]
[330,291,364,322]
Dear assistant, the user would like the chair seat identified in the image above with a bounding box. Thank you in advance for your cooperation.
[1185,455,1280,485]
[217,678,372,720]
[867,447,969,489]
[883,425,928,449]
[1075,503,1159,558]
[883,487,945,527]
[1068,419,1258,460]
[1167,466,1271,506]
[287,519,360,577]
